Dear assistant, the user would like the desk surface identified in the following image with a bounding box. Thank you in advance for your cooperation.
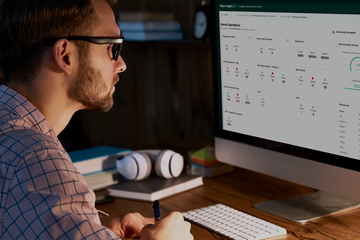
[96,167,360,239]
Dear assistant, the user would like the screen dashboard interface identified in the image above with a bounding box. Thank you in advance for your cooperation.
[216,1,360,160]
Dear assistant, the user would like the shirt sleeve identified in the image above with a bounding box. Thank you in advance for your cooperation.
[2,143,121,240]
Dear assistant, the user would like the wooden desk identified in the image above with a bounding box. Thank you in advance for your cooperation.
[96,167,360,239]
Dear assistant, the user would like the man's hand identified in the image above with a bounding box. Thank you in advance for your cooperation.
[100,212,154,238]
[141,211,193,240]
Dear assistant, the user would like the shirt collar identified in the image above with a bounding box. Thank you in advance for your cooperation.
[0,85,58,141]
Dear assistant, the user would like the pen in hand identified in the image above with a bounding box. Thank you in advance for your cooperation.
[153,200,160,222]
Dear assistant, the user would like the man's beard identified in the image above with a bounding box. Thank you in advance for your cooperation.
[71,57,118,112]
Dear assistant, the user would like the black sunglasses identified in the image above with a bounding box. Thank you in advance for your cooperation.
[45,36,124,61]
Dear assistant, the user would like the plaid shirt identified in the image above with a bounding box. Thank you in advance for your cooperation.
[0,85,120,239]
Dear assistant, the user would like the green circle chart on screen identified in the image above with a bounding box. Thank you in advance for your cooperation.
[350,57,360,71]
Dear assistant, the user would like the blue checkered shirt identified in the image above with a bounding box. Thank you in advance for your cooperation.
[0,85,120,239]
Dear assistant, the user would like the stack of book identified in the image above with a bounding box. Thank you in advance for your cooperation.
[118,11,183,41]
[68,145,130,190]
[189,146,234,177]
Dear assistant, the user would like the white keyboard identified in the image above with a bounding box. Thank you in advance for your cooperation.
[181,204,287,240]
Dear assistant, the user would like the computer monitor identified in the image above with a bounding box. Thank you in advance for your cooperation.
[212,0,360,222]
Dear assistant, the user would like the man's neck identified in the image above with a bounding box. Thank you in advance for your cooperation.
[7,79,82,136]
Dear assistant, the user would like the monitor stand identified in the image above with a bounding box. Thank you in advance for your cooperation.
[253,191,360,222]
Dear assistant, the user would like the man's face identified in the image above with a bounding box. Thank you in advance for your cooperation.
[71,51,119,112]
[71,0,126,112]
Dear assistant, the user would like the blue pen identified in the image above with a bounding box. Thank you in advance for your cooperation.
[153,200,160,221]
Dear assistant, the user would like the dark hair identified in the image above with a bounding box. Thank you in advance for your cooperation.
[0,0,115,85]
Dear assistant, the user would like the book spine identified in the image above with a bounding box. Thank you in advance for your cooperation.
[108,190,152,201]
[73,156,106,175]
[85,172,121,190]
[119,12,175,21]
[73,152,129,175]
[191,156,219,167]
[121,30,183,41]
[118,21,181,31]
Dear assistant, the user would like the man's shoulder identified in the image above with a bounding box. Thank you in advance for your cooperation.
[0,116,64,164]
[0,104,32,129]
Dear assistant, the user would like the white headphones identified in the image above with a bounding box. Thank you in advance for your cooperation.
[116,149,184,181]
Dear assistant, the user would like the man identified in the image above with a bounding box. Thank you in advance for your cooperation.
[0,0,193,239]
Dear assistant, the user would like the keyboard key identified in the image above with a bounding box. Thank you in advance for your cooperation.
[195,220,222,232]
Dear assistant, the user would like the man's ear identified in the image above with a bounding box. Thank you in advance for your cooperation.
[52,39,75,75]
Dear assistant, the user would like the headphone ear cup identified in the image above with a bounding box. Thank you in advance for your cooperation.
[116,152,151,181]
[155,150,167,178]
[141,153,152,180]
[168,152,184,177]
[155,150,184,179]
[116,153,138,180]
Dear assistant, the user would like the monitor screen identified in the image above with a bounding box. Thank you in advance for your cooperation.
[212,0,360,204]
